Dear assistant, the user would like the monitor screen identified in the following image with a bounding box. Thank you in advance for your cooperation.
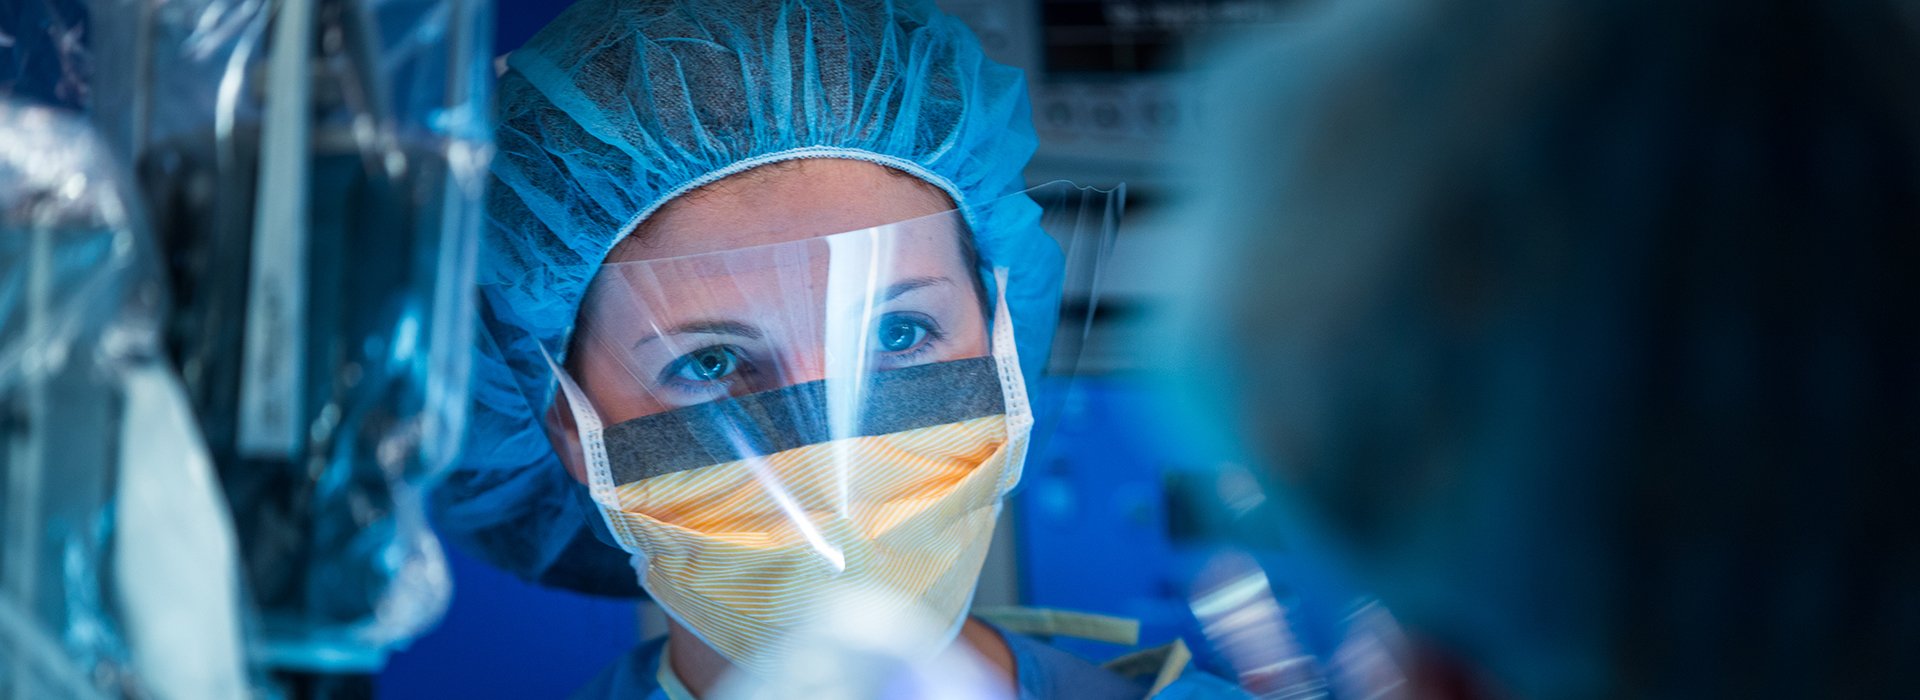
[1041,0,1295,75]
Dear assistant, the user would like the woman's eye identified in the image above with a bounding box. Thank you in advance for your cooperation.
[669,345,744,383]
[876,315,934,353]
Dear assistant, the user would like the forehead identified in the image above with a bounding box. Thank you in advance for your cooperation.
[606,158,959,263]
[584,221,971,314]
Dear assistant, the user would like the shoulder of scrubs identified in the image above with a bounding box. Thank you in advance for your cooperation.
[998,627,1145,700]
[571,636,670,700]
[999,626,1249,700]
[1146,672,1254,699]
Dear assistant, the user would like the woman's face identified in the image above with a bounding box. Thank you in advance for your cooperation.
[549,160,988,478]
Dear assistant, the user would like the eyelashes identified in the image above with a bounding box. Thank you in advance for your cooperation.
[659,344,752,384]
[871,312,944,361]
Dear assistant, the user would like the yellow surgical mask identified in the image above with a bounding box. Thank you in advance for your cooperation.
[615,414,1022,671]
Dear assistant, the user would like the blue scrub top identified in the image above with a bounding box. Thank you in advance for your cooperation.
[572,623,1249,699]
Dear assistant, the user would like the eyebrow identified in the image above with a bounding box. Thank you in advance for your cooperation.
[633,319,764,350]
[883,276,953,301]
[628,276,956,350]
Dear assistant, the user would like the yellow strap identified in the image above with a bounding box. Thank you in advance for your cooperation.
[1147,638,1192,697]
[1102,643,1172,677]
[972,606,1142,646]
[1100,638,1194,698]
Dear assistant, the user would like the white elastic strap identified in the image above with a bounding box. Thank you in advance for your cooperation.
[989,267,1033,494]
[536,347,633,552]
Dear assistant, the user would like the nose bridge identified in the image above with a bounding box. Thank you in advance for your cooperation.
[774,344,828,386]
[770,288,889,388]
[767,253,840,388]
[772,317,890,388]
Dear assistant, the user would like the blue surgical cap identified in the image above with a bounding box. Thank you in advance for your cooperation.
[431,0,1051,594]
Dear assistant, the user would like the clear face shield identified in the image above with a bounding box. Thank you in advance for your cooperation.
[542,181,1118,674]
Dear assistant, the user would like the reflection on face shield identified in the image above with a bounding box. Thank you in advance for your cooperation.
[544,206,1033,674]
[571,218,989,417]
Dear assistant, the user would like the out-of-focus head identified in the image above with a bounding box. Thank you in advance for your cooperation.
[432,0,1056,595]
[1168,0,1920,695]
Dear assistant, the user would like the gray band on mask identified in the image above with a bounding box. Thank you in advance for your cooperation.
[601,357,1006,485]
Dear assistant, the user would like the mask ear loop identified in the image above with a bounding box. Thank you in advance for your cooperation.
[934,267,1036,653]
[537,345,645,556]
[990,267,1034,495]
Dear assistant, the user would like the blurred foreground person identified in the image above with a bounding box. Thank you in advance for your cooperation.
[1165,0,1920,696]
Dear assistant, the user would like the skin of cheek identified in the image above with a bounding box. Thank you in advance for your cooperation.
[541,394,590,485]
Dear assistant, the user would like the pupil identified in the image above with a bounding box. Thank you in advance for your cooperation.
[883,321,915,350]
[696,351,729,378]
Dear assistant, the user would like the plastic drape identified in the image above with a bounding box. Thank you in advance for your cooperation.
[0,0,92,111]
[107,0,493,673]
[1,99,253,700]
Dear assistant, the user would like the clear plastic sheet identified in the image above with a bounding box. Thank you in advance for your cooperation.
[0,99,190,700]
[103,0,493,672]
[0,0,93,111]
